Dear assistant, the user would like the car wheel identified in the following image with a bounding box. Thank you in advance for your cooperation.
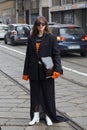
[4,37,7,44]
[11,41,15,46]
[10,38,15,46]
[80,52,87,57]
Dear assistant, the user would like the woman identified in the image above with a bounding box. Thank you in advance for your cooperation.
[22,16,67,126]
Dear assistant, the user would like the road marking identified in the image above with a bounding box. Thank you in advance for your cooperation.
[0,45,25,55]
[0,44,87,77]
[63,66,87,77]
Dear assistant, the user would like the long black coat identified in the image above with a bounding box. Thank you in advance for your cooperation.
[23,33,67,123]
[23,33,62,80]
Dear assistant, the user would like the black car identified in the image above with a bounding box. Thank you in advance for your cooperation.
[4,24,30,45]
[49,24,87,57]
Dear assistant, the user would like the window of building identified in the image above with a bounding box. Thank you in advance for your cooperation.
[51,12,61,23]
[73,0,86,3]
[61,0,72,5]
[52,0,60,6]
[62,11,73,24]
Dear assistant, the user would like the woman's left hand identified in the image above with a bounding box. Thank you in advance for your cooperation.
[52,71,60,79]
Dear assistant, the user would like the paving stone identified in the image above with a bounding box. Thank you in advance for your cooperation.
[0,92,13,96]
[46,126,74,130]
[0,103,19,107]
[0,112,29,119]
[58,106,81,113]
[11,107,29,113]
[0,119,8,125]
[6,119,29,126]
[68,97,87,104]
[1,126,25,130]
[67,110,87,117]
[0,108,10,112]
[0,99,26,103]
[25,126,46,130]
[73,117,87,130]
[0,95,17,99]
[0,67,87,130]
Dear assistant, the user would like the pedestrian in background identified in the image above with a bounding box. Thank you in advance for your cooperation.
[22,16,67,126]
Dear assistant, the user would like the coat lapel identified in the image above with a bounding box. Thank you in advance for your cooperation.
[30,33,47,55]
[39,33,46,47]
[30,35,37,52]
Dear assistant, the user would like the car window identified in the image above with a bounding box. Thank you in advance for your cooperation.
[16,26,23,31]
[49,27,59,35]
[0,26,8,31]
[8,25,14,31]
[53,28,59,35]
[23,26,30,32]
[16,26,30,35]
[60,27,85,35]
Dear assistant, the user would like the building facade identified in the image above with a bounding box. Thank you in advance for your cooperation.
[0,0,87,32]
[50,0,87,33]
[0,0,25,24]
[25,0,50,24]
[0,0,16,24]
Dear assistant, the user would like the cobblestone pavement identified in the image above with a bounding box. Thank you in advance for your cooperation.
[0,71,87,130]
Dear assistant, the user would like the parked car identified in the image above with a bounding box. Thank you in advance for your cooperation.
[29,24,33,30]
[49,24,87,57]
[0,24,8,39]
[4,24,30,45]
[48,22,57,25]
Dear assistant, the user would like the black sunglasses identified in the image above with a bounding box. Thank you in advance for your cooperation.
[36,22,46,26]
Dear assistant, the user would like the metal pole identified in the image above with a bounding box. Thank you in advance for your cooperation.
[29,0,31,24]
[49,0,51,22]
[39,0,42,16]
[16,0,18,23]
[23,0,26,23]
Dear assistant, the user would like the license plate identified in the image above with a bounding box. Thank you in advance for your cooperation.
[68,45,80,49]
[20,37,27,39]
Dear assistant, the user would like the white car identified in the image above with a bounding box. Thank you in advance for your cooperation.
[0,24,8,39]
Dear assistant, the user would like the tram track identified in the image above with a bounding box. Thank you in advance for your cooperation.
[61,76,87,89]
[0,45,87,129]
[0,44,87,68]
[0,46,87,89]
[62,59,87,68]
[0,69,86,130]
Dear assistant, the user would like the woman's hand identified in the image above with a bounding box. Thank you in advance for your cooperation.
[22,75,29,80]
[52,71,60,79]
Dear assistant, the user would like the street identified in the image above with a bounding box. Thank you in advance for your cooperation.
[0,40,87,130]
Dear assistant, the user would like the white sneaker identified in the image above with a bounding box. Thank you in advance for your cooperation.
[46,115,53,126]
[29,112,39,125]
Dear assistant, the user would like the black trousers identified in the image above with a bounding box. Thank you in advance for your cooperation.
[29,78,57,118]
[29,78,68,123]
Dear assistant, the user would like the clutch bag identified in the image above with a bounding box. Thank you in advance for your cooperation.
[40,57,54,78]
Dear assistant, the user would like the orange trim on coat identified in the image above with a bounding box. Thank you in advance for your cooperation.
[22,75,29,80]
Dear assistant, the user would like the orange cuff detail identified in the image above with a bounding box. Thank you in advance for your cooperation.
[52,72,60,79]
[22,75,29,80]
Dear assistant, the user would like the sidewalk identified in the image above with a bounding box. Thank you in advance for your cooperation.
[0,71,87,130]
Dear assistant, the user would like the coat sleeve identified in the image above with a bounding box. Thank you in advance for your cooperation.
[23,37,30,76]
[51,35,63,74]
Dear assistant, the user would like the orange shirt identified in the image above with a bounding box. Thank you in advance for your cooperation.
[36,42,40,53]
